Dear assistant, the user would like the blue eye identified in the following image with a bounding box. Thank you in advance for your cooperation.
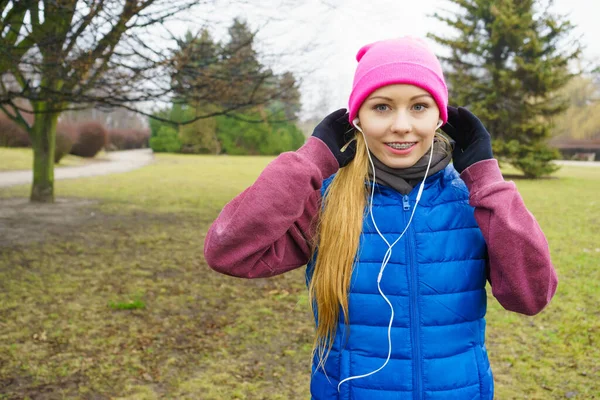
[413,103,429,112]
[374,104,389,112]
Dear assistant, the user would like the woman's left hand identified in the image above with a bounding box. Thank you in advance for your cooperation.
[441,106,493,173]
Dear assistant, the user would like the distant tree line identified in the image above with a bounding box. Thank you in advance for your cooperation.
[149,19,305,155]
[551,71,600,141]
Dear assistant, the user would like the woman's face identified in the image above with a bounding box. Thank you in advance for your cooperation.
[356,84,440,169]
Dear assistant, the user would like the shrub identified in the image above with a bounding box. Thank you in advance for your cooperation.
[0,113,31,147]
[149,125,181,153]
[70,121,107,157]
[494,140,561,178]
[135,129,151,148]
[216,109,305,155]
[54,122,76,163]
[106,128,150,150]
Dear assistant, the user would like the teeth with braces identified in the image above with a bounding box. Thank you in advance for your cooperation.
[387,143,415,150]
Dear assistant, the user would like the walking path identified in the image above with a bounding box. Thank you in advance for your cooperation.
[0,149,154,188]
[0,150,596,189]
[554,160,600,168]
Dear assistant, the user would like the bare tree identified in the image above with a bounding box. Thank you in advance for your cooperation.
[0,0,305,202]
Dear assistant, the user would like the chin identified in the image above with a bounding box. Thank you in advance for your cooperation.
[383,158,419,169]
[377,151,423,169]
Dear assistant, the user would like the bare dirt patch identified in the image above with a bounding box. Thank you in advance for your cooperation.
[0,198,101,248]
[0,199,314,399]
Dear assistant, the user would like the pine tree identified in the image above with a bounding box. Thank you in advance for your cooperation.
[277,72,302,121]
[171,28,222,105]
[166,20,304,155]
[221,18,273,108]
[430,0,581,177]
[267,72,302,121]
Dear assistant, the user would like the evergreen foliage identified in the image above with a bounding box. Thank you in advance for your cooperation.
[149,104,305,155]
[216,109,306,155]
[156,18,304,155]
[430,0,581,177]
[150,125,182,153]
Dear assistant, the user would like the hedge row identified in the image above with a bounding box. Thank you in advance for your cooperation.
[0,113,32,147]
[106,128,150,151]
[0,114,149,163]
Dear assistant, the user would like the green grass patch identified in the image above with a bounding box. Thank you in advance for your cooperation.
[0,153,598,399]
[1,153,274,218]
[0,147,108,171]
[109,298,147,311]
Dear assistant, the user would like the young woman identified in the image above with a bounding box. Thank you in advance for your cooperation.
[204,37,558,400]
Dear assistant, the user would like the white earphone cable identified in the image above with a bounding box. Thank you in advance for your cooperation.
[337,120,440,392]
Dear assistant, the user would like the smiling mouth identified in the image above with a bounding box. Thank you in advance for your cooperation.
[386,142,417,150]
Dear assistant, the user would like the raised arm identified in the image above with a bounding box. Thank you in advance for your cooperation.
[461,159,558,315]
[203,137,339,278]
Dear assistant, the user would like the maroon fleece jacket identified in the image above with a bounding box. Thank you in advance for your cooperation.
[204,137,558,316]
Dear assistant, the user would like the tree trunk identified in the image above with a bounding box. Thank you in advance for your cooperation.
[29,103,60,203]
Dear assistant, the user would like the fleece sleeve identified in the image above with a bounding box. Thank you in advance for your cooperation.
[460,159,558,315]
[203,137,339,278]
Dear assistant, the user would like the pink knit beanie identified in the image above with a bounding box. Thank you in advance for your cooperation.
[348,37,448,124]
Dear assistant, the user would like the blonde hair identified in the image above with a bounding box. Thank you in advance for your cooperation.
[308,130,450,371]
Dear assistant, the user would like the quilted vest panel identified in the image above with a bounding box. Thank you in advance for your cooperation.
[307,165,494,400]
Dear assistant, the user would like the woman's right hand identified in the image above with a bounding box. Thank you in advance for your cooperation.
[311,108,356,167]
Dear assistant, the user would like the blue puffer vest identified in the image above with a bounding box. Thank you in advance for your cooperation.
[306,165,494,400]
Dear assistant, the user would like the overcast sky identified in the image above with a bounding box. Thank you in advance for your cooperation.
[166,0,600,119]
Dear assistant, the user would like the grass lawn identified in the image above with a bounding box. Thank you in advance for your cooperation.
[0,147,107,171]
[0,153,598,399]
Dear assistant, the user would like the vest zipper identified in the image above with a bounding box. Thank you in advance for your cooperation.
[404,194,422,400]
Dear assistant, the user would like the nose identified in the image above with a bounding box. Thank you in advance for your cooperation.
[391,111,411,133]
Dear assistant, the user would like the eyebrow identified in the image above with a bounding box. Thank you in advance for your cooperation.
[367,94,433,101]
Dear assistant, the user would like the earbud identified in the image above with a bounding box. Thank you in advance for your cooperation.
[353,118,363,133]
[436,119,443,130]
